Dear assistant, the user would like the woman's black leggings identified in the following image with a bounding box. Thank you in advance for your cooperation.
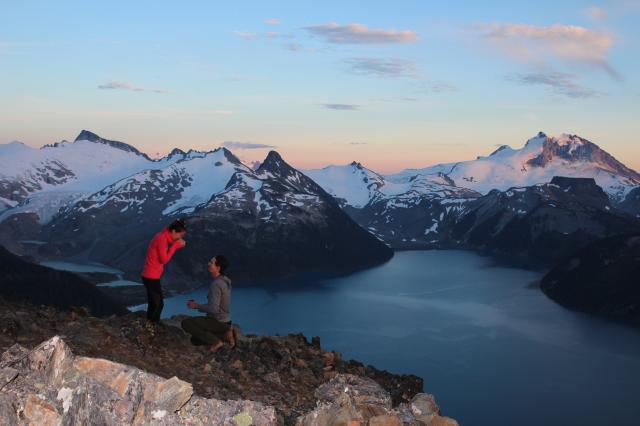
[142,277,163,322]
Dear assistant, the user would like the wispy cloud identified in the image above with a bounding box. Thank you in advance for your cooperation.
[305,22,418,44]
[221,141,276,150]
[97,81,167,94]
[585,6,608,21]
[345,57,420,79]
[471,23,617,77]
[265,18,281,25]
[350,142,368,145]
[507,71,603,98]
[415,81,457,93]
[321,103,361,111]
[233,31,258,40]
[284,42,303,52]
[373,97,419,102]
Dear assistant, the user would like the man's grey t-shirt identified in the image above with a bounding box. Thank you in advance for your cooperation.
[197,275,232,322]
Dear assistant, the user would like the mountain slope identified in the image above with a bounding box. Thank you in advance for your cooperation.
[0,245,127,316]
[452,177,640,265]
[302,162,386,208]
[348,173,481,247]
[619,186,640,219]
[541,233,640,320]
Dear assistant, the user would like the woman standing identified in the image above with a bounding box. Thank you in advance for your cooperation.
[141,218,187,323]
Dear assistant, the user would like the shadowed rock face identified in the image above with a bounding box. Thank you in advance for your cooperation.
[452,177,640,266]
[0,299,433,423]
[619,186,640,219]
[0,245,127,317]
[541,234,640,320]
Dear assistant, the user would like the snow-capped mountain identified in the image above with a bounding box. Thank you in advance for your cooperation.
[302,162,385,208]
[389,132,640,202]
[348,173,481,246]
[303,162,481,246]
[21,145,391,290]
[0,130,182,218]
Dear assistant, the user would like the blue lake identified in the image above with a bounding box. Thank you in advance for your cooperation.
[132,250,640,426]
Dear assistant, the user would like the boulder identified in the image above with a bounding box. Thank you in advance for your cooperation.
[0,336,282,425]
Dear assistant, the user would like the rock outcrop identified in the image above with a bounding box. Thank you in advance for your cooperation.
[0,336,278,425]
[0,299,453,424]
[0,336,457,426]
[297,374,459,426]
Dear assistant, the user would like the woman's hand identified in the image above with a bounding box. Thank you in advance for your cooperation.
[186,299,198,309]
[175,239,187,248]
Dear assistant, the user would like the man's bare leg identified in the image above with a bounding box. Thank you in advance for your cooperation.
[210,340,224,353]
[225,328,236,349]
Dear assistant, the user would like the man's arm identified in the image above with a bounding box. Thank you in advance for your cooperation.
[197,283,222,315]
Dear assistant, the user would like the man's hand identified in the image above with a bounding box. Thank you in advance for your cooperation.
[175,239,186,248]
[186,299,198,309]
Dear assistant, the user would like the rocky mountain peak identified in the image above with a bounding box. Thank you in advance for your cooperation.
[73,130,151,160]
[524,131,548,147]
[219,147,244,165]
[257,150,291,175]
[489,145,511,156]
[527,134,640,182]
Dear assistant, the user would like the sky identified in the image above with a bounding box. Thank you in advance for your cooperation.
[1,0,639,173]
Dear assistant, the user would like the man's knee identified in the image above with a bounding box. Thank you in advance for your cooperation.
[181,318,195,332]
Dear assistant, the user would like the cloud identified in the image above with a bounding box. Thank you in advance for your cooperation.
[349,142,368,145]
[284,42,303,52]
[471,23,617,77]
[234,31,258,40]
[373,97,419,102]
[507,71,603,98]
[345,57,420,79]
[321,103,361,111]
[416,81,457,93]
[265,18,281,25]
[304,22,418,44]
[266,31,280,39]
[585,6,608,21]
[221,141,276,150]
[97,81,167,94]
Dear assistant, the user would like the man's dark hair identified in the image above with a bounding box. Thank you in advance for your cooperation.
[214,255,230,274]
[168,218,187,232]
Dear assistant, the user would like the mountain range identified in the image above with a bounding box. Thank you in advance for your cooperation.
[304,132,640,254]
[0,131,392,291]
[1,130,639,291]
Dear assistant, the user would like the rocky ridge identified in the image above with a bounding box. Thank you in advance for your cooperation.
[0,299,456,425]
